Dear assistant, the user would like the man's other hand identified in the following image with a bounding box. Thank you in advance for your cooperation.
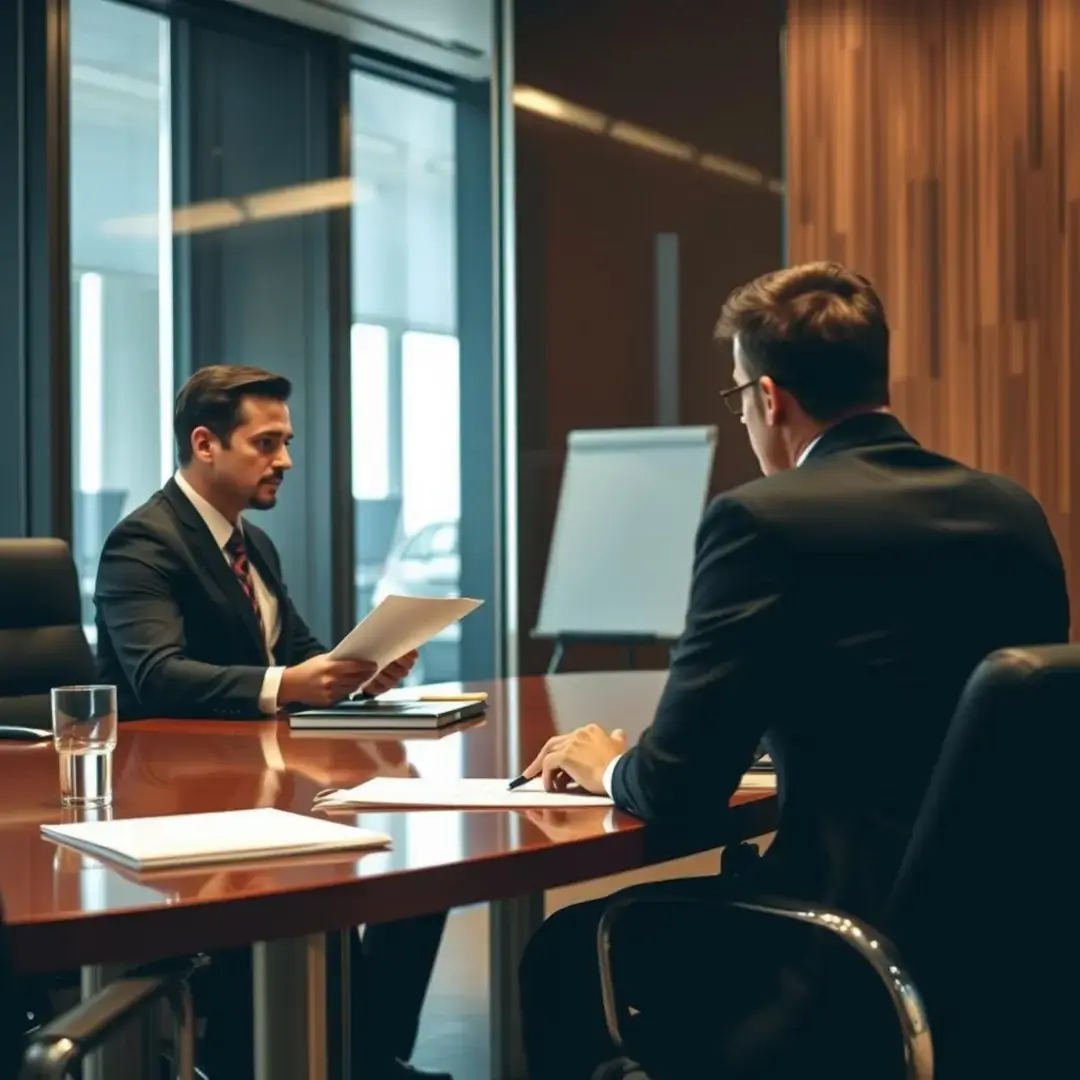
[363,650,419,696]
[522,724,627,795]
[279,654,377,707]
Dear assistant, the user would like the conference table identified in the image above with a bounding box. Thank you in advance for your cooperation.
[0,671,778,1080]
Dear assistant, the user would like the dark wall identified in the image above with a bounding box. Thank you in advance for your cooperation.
[514,0,785,673]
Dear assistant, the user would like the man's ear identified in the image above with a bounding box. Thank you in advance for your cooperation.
[759,375,785,427]
[189,426,216,464]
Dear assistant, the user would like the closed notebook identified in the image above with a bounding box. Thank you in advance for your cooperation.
[40,807,391,872]
[289,699,486,731]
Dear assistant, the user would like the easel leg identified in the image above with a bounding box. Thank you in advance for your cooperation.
[546,639,565,675]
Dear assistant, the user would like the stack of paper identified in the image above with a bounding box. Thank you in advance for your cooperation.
[331,595,483,683]
[40,807,391,871]
[314,776,613,811]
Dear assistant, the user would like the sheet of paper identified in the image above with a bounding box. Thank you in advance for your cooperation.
[41,807,390,871]
[330,595,484,674]
[738,771,777,790]
[314,776,613,811]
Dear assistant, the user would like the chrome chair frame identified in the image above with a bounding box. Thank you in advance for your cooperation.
[596,894,933,1080]
[20,967,196,1080]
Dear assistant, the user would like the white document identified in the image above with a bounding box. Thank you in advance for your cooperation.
[739,772,777,791]
[331,595,483,675]
[313,776,613,811]
[41,807,391,872]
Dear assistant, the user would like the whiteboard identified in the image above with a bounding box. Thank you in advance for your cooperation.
[535,426,717,639]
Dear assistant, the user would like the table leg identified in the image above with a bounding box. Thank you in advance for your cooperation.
[489,893,545,1080]
[80,964,157,1080]
[253,934,329,1080]
[325,929,353,1080]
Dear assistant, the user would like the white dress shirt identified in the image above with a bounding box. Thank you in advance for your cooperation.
[600,431,824,797]
[173,471,286,715]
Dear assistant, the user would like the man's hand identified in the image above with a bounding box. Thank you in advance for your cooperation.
[363,650,419,696]
[522,725,627,795]
[279,654,377,707]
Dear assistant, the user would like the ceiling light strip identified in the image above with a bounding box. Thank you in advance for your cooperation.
[513,83,782,194]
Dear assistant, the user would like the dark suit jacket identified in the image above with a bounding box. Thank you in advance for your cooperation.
[612,412,1070,920]
[95,479,326,720]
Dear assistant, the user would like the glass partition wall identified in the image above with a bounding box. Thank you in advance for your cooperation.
[64,0,501,679]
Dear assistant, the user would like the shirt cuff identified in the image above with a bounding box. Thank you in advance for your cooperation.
[260,667,286,715]
[602,753,623,798]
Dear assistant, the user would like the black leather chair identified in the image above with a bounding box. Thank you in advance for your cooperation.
[593,644,1080,1080]
[1,895,197,1080]
[0,539,96,731]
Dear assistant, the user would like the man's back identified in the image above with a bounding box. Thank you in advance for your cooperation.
[730,413,1069,912]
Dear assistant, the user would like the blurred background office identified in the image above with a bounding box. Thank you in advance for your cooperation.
[2,0,1078,1075]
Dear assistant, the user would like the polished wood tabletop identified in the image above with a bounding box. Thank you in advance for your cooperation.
[0,672,777,974]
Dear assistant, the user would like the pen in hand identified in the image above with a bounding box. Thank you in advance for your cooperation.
[507,774,530,791]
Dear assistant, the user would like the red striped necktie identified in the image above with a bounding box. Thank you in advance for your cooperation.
[225,528,266,645]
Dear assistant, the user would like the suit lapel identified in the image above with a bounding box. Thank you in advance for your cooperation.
[161,479,267,659]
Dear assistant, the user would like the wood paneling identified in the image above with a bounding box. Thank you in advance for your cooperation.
[787,0,1080,621]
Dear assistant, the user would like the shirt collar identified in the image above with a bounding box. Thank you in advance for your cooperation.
[795,435,823,468]
[173,470,240,552]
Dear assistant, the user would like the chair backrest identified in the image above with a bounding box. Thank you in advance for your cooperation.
[0,539,96,728]
[0,899,21,1080]
[886,644,1080,1079]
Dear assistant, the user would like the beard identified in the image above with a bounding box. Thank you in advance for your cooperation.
[248,477,282,510]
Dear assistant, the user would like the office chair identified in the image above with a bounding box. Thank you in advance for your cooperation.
[1,896,197,1080]
[0,539,96,731]
[592,644,1080,1080]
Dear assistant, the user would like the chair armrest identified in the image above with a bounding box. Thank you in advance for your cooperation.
[596,893,933,1080]
[20,969,195,1080]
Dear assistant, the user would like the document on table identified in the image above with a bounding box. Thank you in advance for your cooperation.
[313,776,613,812]
[331,595,483,679]
[40,808,391,872]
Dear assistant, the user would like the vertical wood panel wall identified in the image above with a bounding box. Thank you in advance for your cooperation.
[787,0,1080,618]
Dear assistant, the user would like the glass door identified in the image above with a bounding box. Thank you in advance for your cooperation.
[351,69,472,686]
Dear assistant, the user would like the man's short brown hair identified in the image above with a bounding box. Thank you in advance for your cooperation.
[174,364,292,466]
[715,261,890,423]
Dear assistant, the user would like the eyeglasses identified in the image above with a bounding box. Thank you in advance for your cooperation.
[719,378,760,417]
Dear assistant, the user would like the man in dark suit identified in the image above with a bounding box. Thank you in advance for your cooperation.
[517,263,1071,1078]
[95,365,451,1080]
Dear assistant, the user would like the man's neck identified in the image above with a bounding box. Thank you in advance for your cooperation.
[177,467,242,526]
[787,406,891,469]
[787,426,826,469]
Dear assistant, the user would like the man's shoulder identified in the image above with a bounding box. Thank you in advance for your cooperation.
[104,488,177,552]
[716,447,1047,539]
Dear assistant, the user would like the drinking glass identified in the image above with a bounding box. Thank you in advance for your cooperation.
[51,685,118,807]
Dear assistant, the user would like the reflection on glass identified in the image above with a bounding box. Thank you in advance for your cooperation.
[351,70,461,687]
[351,324,391,500]
[70,0,173,644]
[401,331,461,537]
[403,735,465,866]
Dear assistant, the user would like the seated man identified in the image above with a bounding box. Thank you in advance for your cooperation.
[518,263,1071,1078]
[95,364,449,1080]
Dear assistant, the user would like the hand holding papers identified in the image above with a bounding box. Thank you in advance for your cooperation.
[331,595,483,685]
[313,776,613,812]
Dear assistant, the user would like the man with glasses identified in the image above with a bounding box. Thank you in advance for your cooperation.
[516,262,1070,1079]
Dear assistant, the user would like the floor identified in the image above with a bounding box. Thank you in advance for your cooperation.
[409,834,774,1080]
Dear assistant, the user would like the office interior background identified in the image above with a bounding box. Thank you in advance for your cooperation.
[7,0,1076,692]
[2,0,1079,1073]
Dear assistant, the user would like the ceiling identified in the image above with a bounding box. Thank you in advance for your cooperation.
[225,0,493,79]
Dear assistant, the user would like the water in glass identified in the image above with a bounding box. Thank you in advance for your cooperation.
[51,684,118,807]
